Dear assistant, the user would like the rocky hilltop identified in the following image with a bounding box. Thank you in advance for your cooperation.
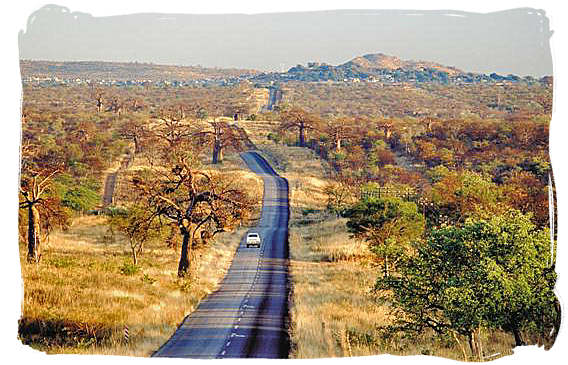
[342,53,463,76]
[252,52,542,84]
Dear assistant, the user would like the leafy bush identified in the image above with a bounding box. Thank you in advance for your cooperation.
[62,186,100,212]
[119,262,140,276]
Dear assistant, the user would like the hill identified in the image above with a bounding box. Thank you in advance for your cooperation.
[20,60,259,82]
[252,52,538,84]
[342,53,463,76]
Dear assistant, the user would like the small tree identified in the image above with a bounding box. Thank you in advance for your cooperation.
[343,196,425,276]
[324,178,359,216]
[119,117,147,154]
[107,205,163,265]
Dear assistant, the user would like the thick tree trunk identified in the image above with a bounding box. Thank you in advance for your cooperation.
[134,136,140,154]
[212,140,222,164]
[299,125,305,147]
[27,205,41,263]
[513,327,525,346]
[336,137,342,153]
[177,230,192,277]
[477,328,484,360]
[468,331,477,360]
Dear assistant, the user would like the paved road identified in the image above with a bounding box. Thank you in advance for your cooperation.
[153,151,290,358]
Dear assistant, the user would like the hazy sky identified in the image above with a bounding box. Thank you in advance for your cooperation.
[19,5,553,76]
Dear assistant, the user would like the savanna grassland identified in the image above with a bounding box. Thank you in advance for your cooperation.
[19,60,558,362]
[252,138,516,361]
[18,81,264,354]
[254,76,557,361]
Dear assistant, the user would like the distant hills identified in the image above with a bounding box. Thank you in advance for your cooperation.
[20,60,259,83]
[20,53,551,87]
[252,53,549,85]
[343,53,463,76]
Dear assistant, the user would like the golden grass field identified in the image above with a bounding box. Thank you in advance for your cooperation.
[18,150,263,356]
[19,119,518,360]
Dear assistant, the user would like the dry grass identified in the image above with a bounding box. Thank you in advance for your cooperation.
[258,140,516,361]
[19,215,251,356]
[18,150,263,356]
[255,141,331,217]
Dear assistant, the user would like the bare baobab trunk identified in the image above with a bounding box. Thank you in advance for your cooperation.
[335,137,342,153]
[134,136,140,154]
[299,124,306,147]
[212,139,222,164]
[27,205,41,263]
[177,228,192,277]
[96,97,103,113]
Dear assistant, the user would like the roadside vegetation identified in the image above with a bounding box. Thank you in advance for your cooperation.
[258,139,550,361]
[19,74,557,361]
[258,76,557,361]
[18,83,263,354]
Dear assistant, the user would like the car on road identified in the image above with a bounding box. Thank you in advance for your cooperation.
[246,232,261,248]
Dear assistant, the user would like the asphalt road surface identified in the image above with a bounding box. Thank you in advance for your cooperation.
[153,151,290,358]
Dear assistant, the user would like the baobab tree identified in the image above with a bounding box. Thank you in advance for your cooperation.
[119,117,148,154]
[278,107,320,147]
[323,116,355,153]
[19,143,67,263]
[195,120,247,164]
[151,104,201,159]
[90,86,105,113]
[131,157,254,277]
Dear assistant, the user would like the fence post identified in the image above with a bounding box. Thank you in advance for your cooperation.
[124,324,129,344]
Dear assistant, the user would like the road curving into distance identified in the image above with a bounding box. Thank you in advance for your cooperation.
[153,151,291,358]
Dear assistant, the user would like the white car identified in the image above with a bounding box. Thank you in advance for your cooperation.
[246,232,261,248]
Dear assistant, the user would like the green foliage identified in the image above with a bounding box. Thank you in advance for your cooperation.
[141,274,157,285]
[197,108,208,120]
[46,257,77,269]
[518,157,550,180]
[376,210,558,348]
[343,196,425,275]
[427,165,450,183]
[62,185,100,212]
[267,132,281,143]
[430,170,503,224]
[119,262,140,276]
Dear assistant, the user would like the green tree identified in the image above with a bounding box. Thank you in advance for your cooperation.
[430,170,503,224]
[376,210,558,360]
[107,205,164,265]
[344,196,425,276]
